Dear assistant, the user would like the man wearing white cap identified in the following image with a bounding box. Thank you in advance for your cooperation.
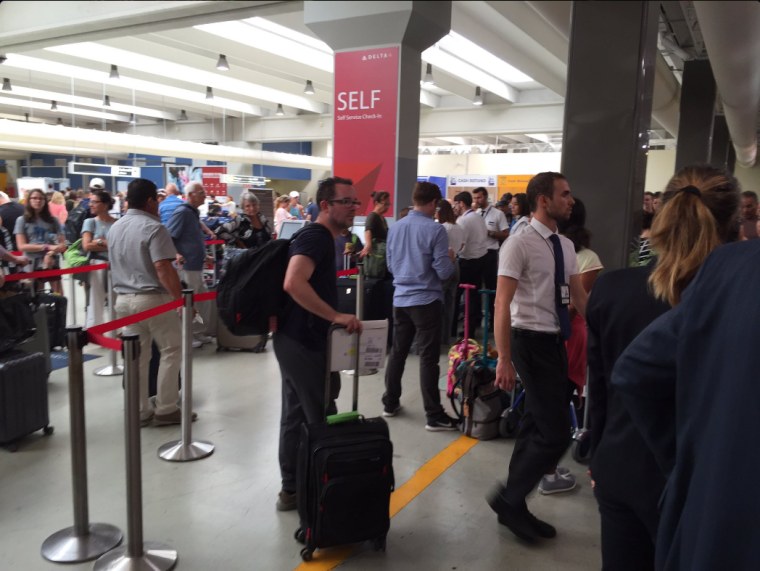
[288,191,305,220]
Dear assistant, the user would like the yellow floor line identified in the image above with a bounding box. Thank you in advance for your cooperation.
[293,434,479,571]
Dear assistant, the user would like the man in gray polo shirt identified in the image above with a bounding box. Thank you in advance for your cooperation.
[110,178,188,427]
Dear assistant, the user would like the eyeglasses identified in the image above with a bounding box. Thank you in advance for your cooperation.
[329,198,361,207]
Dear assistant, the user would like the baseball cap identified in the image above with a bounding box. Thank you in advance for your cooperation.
[89,177,105,190]
[289,191,300,199]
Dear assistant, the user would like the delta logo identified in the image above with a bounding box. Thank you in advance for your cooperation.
[361,52,393,61]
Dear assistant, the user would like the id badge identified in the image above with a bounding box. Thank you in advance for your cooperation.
[558,284,570,306]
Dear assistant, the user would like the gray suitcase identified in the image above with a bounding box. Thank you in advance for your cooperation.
[216,319,267,352]
[21,304,52,373]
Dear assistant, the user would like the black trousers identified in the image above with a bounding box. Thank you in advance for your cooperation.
[382,301,444,420]
[457,254,487,337]
[482,249,499,328]
[274,332,340,493]
[595,485,657,571]
[501,329,570,507]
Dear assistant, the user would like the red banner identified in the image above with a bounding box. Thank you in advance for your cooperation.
[201,166,227,197]
[334,46,399,215]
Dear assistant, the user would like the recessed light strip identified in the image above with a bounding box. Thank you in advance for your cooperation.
[2,53,264,117]
[47,43,325,113]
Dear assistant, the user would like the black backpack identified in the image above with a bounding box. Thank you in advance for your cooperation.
[216,238,293,336]
[64,202,93,244]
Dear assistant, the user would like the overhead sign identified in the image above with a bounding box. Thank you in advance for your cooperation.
[448,175,497,187]
[67,162,141,178]
[221,174,267,186]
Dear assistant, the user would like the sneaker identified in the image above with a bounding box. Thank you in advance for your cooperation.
[425,413,460,432]
[140,411,154,428]
[556,466,571,477]
[152,409,198,426]
[191,339,203,349]
[538,471,577,495]
[382,403,402,417]
[276,490,297,512]
[195,335,214,345]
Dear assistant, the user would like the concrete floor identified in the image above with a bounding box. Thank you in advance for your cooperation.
[0,283,601,570]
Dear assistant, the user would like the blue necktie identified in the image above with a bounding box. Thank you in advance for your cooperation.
[548,234,571,340]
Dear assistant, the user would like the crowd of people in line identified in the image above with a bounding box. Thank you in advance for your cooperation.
[2,166,759,569]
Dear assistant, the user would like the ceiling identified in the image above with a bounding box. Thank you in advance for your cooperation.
[0,1,754,163]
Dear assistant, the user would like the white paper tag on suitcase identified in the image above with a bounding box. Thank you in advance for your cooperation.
[330,319,388,374]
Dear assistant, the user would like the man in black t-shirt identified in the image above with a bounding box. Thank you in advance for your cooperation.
[274,176,363,512]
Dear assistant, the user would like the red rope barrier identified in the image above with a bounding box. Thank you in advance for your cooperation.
[87,331,122,352]
[3,263,109,282]
[88,298,183,336]
[205,239,225,246]
[194,291,217,302]
[336,268,359,277]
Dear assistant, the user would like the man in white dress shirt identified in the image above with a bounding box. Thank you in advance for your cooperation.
[453,191,489,337]
[486,172,588,543]
[473,187,509,329]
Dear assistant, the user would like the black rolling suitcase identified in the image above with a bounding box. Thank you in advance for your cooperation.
[295,324,394,561]
[36,293,67,350]
[0,350,53,451]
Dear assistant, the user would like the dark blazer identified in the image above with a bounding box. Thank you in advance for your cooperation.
[612,240,760,571]
[587,264,669,512]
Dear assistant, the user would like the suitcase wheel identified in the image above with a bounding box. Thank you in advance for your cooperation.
[300,547,313,562]
[294,528,306,545]
[373,535,387,552]
[6,441,19,453]
[571,429,591,465]
[43,425,54,436]
[499,407,520,438]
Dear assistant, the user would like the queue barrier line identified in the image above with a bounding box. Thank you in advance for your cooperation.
[3,262,109,282]
[85,291,218,351]
[293,435,479,570]
[336,268,359,277]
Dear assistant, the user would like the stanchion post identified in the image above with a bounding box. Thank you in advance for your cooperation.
[211,242,218,286]
[41,327,122,563]
[68,272,78,326]
[94,266,123,376]
[158,289,214,462]
[94,334,178,571]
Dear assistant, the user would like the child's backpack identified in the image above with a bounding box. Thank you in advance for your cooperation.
[216,238,292,336]
[64,202,93,244]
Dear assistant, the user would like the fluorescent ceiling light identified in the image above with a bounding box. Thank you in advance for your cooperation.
[437,32,533,85]
[3,53,265,117]
[4,84,176,120]
[47,43,325,114]
[0,95,130,121]
[0,119,333,169]
[196,18,334,73]
[423,46,518,103]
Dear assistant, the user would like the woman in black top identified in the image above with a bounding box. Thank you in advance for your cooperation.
[216,192,273,249]
[359,191,390,258]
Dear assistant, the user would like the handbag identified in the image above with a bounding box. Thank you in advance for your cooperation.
[364,239,387,279]
[62,238,89,268]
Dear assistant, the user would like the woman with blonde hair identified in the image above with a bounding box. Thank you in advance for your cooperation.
[588,165,740,571]
[48,191,68,225]
[274,195,294,237]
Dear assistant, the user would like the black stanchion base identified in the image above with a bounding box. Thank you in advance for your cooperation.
[41,523,123,563]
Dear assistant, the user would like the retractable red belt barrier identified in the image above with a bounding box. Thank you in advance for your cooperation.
[336,268,359,277]
[86,291,218,351]
[3,263,109,282]
[205,239,225,246]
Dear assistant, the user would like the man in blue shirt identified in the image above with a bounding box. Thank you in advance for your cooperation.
[159,183,183,225]
[167,181,213,347]
[381,181,458,431]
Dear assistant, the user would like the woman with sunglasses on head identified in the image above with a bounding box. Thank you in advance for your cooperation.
[15,188,67,294]
[587,165,740,571]
[81,190,117,327]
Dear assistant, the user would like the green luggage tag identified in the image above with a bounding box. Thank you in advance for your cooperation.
[326,411,362,425]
